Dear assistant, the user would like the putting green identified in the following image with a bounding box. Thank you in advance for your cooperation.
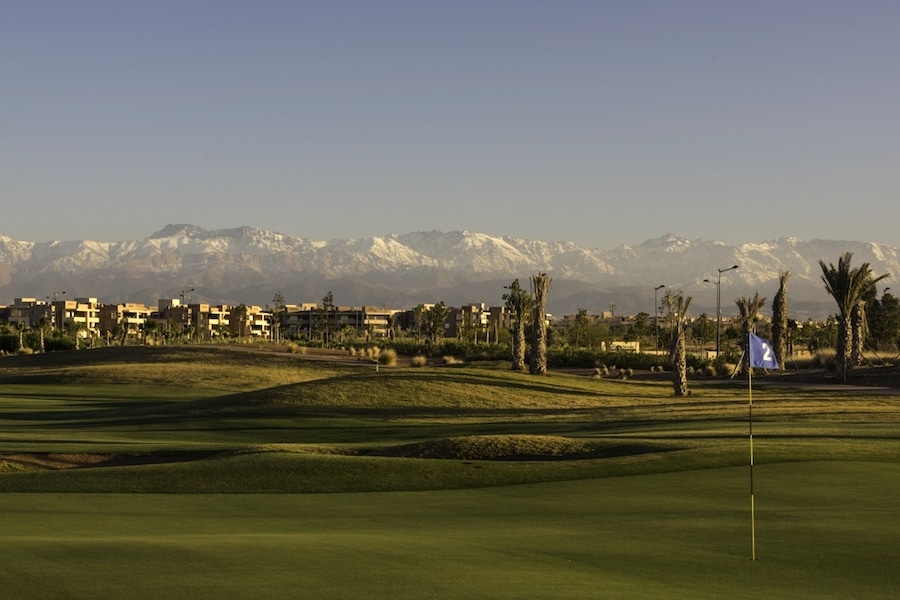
[1,461,897,599]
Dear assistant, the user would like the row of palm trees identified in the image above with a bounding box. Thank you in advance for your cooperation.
[820,252,889,383]
[508,253,888,395]
[660,252,887,393]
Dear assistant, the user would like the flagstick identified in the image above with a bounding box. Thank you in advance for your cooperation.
[749,335,757,561]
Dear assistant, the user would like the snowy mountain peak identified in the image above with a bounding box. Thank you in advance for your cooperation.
[150,224,208,239]
[0,226,897,319]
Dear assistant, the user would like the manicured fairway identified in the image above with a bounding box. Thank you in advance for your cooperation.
[2,461,897,600]
[2,347,898,598]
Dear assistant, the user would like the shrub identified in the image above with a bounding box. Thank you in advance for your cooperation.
[0,334,21,354]
[812,349,836,370]
[377,349,398,366]
[44,337,76,352]
[443,356,463,365]
[410,355,427,367]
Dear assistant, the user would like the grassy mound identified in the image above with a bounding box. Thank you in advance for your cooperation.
[370,434,594,460]
[2,344,898,493]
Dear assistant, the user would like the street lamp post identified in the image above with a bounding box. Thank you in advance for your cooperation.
[654,285,666,350]
[704,265,739,356]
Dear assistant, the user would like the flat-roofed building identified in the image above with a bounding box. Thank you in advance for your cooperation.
[6,298,51,329]
[228,305,271,339]
[98,302,154,341]
[52,298,101,338]
[282,304,400,340]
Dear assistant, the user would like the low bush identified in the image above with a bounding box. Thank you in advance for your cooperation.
[377,349,398,366]
[0,334,21,354]
[386,339,510,362]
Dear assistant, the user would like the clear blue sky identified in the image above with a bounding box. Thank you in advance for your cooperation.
[3,1,899,248]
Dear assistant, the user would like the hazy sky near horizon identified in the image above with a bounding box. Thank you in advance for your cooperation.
[3,1,899,248]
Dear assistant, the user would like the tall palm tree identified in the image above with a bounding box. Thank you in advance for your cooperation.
[736,292,767,375]
[16,321,25,353]
[770,270,791,369]
[851,299,867,367]
[662,290,692,396]
[503,279,533,371]
[819,252,888,382]
[426,301,450,343]
[529,273,552,375]
[233,303,249,340]
[385,312,396,341]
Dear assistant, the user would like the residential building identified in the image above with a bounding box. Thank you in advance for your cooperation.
[98,302,154,340]
[282,305,400,340]
[228,305,271,339]
[51,298,101,338]
[5,298,51,329]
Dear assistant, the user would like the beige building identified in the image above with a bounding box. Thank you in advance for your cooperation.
[282,305,400,340]
[5,298,52,329]
[228,305,271,339]
[98,302,154,340]
[52,298,101,338]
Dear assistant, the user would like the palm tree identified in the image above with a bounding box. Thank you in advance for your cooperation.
[736,292,767,375]
[426,302,450,343]
[233,303,249,340]
[271,291,286,343]
[529,273,552,375]
[819,252,888,382]
[385,312,396,341]
[851,298,867,367]
[503,279,533,371]
[662,289,692,396]
[16,321,25,353]
[770,271,791,369]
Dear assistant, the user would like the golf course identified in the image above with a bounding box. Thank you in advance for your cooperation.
[1,345,898,599]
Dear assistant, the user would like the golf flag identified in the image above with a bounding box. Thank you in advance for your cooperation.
[749,334,778,369]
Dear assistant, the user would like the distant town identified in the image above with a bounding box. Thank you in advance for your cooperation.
[7,282,894,361]
[0,293,516,346]
[2,291,755,356]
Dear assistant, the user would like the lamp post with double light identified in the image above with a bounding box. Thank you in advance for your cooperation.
[704,265,739,356]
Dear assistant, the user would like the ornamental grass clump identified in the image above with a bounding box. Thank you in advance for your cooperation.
[377,348,397,366]
[410,355,427,367]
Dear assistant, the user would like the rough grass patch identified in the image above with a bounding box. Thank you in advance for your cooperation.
[372,435,594,460]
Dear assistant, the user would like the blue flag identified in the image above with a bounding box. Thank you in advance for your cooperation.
[749,333,779,369]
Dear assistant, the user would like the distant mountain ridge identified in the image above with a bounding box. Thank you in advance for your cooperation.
[1,225,897,319]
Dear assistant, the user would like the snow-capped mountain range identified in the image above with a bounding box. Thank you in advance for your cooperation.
[1,225,898,319]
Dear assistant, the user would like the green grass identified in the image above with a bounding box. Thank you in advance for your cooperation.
[1,346,898,598]
[1,463,897,599]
